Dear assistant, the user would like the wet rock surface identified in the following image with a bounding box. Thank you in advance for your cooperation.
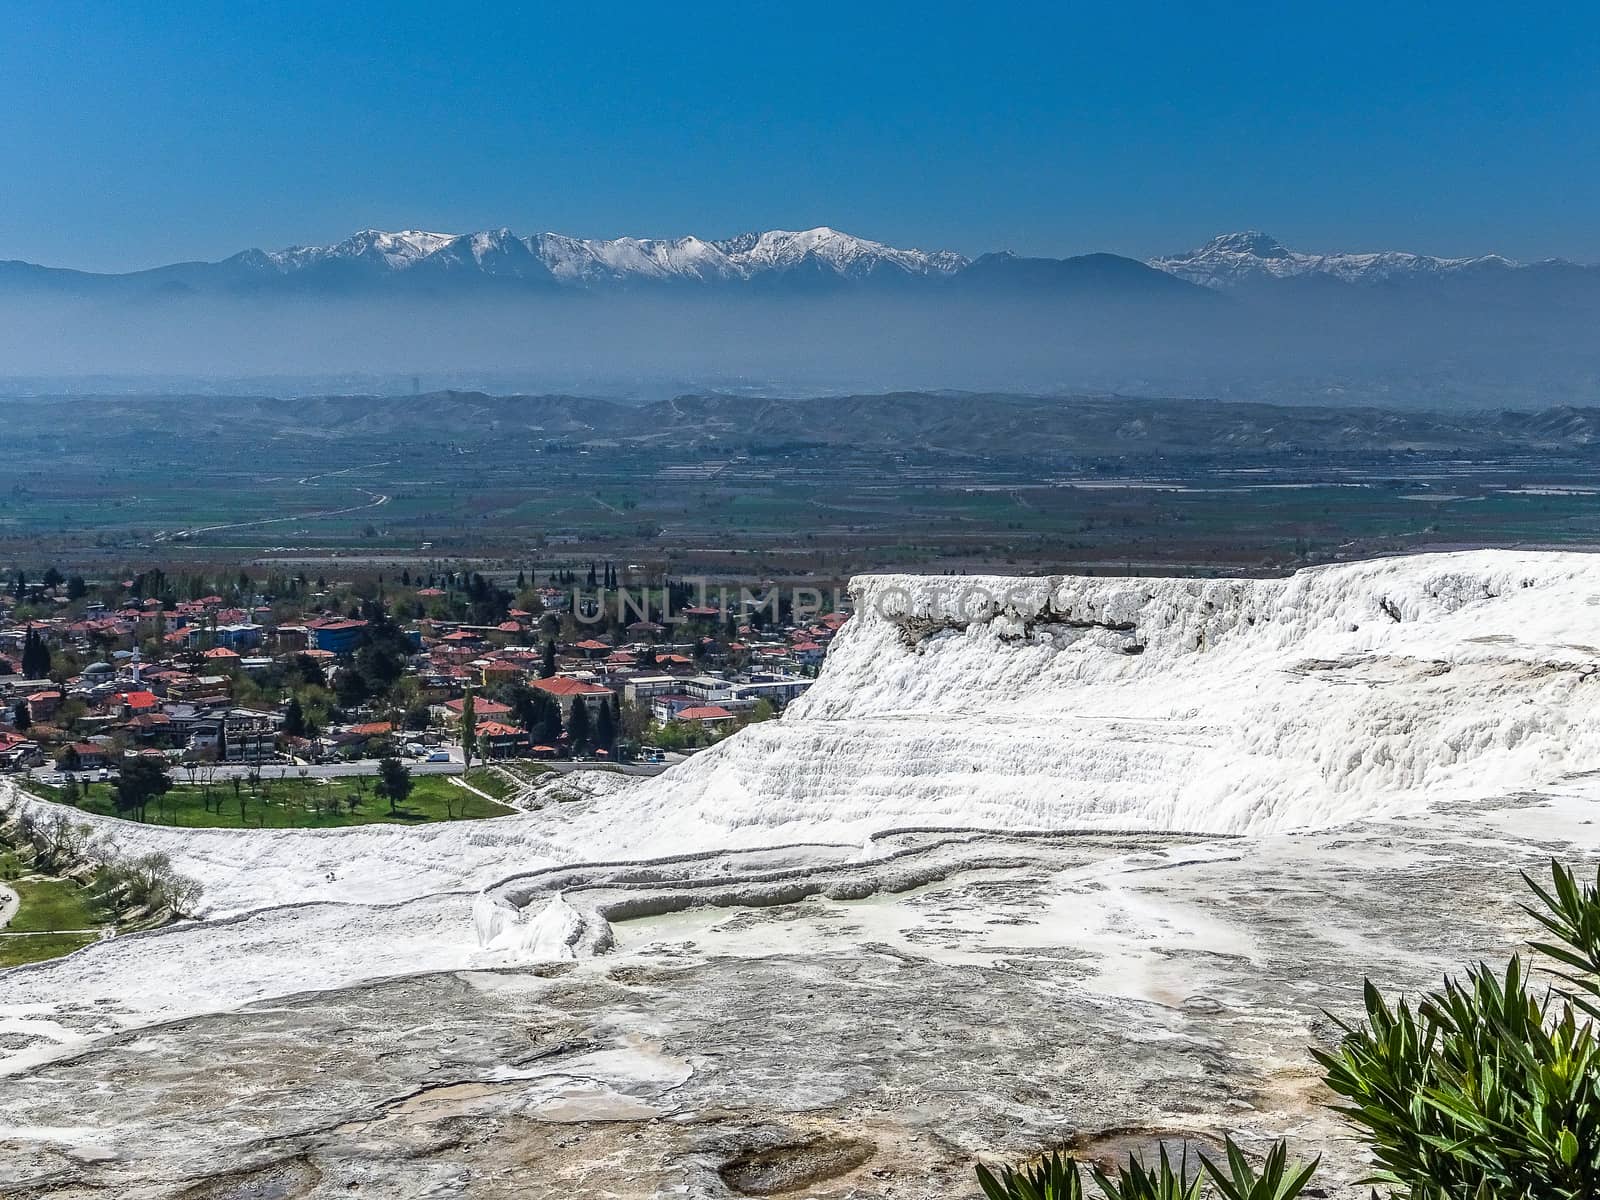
[717,1134,878,1195]
[1,790,1592,1199]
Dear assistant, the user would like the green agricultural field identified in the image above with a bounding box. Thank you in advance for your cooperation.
[32,775,514,829]
[8,392,1600,578]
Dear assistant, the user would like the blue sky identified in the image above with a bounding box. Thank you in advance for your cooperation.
[4,1,1598,271]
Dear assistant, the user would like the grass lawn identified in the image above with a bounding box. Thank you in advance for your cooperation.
[0,930,101,968]
[4,875,98,933]
[30,774,514,829]
[496,762,556,788]
[462,768,521,801]
[0,849,107,969]
[0,849,24,882]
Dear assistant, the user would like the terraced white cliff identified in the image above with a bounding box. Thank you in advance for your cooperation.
[463,551,1600,958]
[558,551,1600,857]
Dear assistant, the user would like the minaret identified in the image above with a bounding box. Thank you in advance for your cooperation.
[131,642,142,688]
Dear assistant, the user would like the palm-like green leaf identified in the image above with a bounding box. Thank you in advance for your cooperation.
[976,1140,1312,1200]
[1200,1138,1318,1200]
[976,1151,1085,1200]
[1091,1143,1206,1200]
[1522,861,1600,1021]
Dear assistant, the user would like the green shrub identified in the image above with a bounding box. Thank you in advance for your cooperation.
[976,1149,1083,1200]
[975,1139,1315,1200]
[1313,862,1600,1199]
[1092,1145,1200,1200]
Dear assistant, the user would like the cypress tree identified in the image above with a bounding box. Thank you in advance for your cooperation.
[459,688,476,771]
[21,629,50,680]
[566,696,591,752]
[283,696,307,738]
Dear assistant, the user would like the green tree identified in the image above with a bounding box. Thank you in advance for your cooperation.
[566,697,592,754]
[538,695,563,747]
[335,663,372,709]
[11,699,29,730]
[282,696,307,738]
[374,755,413,816]
[618,698,651,743]
[595,696,616,754]
[114,756,173,823]
[653,718,709,751]
[291,653,328,689]
[21,629,50,680]
[541,639,557,678]
[459,688,476,771]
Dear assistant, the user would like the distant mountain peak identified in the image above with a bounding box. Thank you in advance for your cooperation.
[1199,230,1292,259]
[1152,231,1517,288]
[258,228,457,273]
[708,226,967,278]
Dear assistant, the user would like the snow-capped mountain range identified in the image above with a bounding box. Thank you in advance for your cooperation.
[1150,230,1522,288]
[227,226,1544,289]
[233,225,970,286]
[6,225,1559,292]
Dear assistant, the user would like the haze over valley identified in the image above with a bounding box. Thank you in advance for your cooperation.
[6,226,1600,406]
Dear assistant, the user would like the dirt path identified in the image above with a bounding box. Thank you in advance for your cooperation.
[447,776,497,804]
[156,461,396,542]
